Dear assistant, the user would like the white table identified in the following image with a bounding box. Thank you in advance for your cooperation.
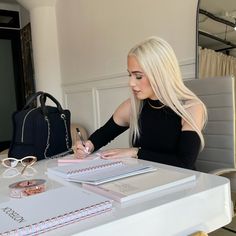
[0,154,232,236]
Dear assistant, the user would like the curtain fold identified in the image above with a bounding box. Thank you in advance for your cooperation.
[199,48,236,79]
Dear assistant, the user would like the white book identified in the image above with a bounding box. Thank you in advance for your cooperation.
[0,186,112,236]
[47,159,156,185]
[83,168,196,203]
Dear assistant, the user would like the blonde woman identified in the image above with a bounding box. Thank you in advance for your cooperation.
[76,36,207,169]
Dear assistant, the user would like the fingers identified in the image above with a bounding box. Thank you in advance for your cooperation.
[84,142,91,154]
[101,155,119,159]
[101,148,138,159]
[75,140,94,159]
[100,149,124,159]
[75,151,87,159]
[75,146,133,159]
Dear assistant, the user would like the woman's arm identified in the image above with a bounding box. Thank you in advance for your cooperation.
[89,116,129,152]
[137,103,204,169]
[89,99,131,151]
[75,99,131,158]
[100,129,201,169]
[137,130,200,169]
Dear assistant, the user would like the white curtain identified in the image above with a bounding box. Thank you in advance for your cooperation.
[199,47,236,79]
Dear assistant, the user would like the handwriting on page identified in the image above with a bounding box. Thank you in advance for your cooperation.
[1,207,26,223]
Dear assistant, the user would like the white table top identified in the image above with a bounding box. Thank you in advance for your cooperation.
[0,154,232,236]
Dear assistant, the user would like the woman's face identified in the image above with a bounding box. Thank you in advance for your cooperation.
[127,56,157,100]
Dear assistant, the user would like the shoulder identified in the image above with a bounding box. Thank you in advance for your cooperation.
[181,100,205,131]
[115,99,131,112]
[113,99,131,126]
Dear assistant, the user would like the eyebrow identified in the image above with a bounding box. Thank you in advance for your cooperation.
[127,70,144,74]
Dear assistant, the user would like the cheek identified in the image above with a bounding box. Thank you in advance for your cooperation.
[141,78,152,90]
[141,78,155,97]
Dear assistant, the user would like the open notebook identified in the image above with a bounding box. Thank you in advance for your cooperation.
[0,186,112,236]
[47,159,156,185]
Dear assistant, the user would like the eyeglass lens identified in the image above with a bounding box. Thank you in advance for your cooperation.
[2,156,37,168]
[2,159,19,168]
[21,156,36,166]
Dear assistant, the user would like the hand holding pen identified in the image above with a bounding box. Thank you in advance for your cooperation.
[75,128,94,158]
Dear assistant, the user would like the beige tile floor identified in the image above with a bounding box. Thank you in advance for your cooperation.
[209,192,236,236]
[209,220,236,236]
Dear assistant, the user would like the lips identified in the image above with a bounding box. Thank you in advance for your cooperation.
[132,90,140,95]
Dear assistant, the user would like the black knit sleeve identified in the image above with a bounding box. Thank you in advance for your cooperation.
[137,131,201,170]
[89,116,129,151]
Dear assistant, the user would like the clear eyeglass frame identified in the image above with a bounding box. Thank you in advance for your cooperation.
[2,166,37,178]
[1,156,37,168]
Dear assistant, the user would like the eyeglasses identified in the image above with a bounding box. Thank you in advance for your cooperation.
[1,156,37,168]
[2,167,37,178]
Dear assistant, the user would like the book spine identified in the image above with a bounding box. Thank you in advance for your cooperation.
[2,201,112,236]
[83,184,125,202]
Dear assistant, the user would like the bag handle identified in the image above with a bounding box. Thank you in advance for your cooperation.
[39,93,72,158]
[23,91,45,109]
[39,92,64,117]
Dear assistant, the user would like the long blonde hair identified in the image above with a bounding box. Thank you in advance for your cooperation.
[128,36,207,150]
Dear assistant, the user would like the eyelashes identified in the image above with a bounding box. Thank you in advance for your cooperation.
[135,74,143,80]
[128,72,144,80]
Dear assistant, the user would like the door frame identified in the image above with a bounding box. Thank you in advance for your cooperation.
[0,28,25,110]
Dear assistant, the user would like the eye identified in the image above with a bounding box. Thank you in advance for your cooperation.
[135,74,143,80]
[127,71,144,80]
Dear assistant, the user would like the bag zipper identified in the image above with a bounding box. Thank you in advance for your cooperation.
[21,107,38,142]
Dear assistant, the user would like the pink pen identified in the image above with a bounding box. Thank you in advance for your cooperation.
[76,128,90,154]
[58,159,85,163]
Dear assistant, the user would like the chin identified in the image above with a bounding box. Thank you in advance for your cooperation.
[135,94,148,100]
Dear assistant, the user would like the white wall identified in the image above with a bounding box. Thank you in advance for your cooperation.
[55,0,198,149]
[29,5,62,102]
[19,5,30,27]
[56,0,197,85]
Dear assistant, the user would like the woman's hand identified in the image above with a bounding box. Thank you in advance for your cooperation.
[101,148,139,159]
[75,140,94,159]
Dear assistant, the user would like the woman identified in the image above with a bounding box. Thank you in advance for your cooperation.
[76,36,207,169]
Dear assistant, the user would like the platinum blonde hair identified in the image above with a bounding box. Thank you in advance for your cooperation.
[128,36,207,150]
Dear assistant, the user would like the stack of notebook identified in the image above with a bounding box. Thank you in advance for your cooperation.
[47,159,157,185]
[47,159,196,203]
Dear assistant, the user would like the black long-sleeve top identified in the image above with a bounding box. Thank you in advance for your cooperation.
[89,99,201,170]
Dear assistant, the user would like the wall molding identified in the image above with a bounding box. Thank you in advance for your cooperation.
[62,72,128,87]
[62,57,196,89]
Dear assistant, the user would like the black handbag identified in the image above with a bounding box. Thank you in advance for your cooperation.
[8,91,73,160]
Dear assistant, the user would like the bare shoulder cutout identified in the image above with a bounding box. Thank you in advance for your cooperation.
[113,99,131,126]
[181,102,204,131]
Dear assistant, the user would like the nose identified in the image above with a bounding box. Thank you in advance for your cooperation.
[129,75,136,87]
